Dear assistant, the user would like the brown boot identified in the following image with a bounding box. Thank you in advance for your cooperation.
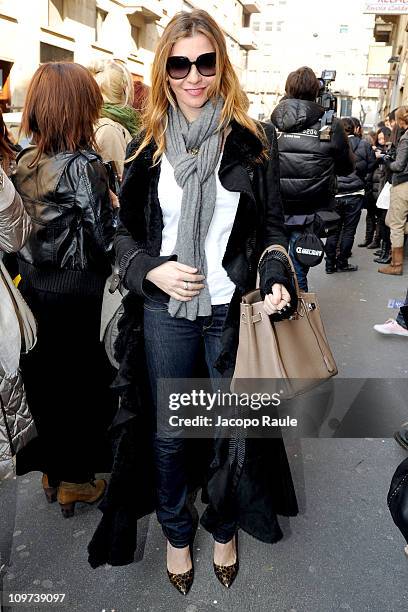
[41,474,58,503]
[57,479,106,518]
[378,247,404,275]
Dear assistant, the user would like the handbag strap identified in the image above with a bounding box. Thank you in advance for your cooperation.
[256,244,301,297]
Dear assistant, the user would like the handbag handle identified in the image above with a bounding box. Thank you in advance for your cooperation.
[256,244,301,297]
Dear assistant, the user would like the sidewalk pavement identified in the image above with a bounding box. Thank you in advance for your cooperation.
[2,217,408,612]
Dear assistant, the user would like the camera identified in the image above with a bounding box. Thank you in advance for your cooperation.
[317,70,337,142]
[317,70,337,113]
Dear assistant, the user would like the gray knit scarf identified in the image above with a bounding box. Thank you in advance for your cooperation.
[165,97,224,321]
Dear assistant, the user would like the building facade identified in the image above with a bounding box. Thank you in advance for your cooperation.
[246,0,380,126]
[0,0,260,112]
[371,9,408,117]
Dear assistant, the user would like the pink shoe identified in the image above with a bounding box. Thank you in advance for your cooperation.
[373,319,408,337]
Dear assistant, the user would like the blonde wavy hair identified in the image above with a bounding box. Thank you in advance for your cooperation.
[88,58,134,107]
[130,9,266,164]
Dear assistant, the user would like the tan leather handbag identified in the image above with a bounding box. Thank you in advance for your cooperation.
[232,245,337,398]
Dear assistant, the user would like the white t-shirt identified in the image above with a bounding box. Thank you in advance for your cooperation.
[158,153,240,305]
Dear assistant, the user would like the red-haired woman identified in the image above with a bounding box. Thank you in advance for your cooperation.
[14,62,116,517]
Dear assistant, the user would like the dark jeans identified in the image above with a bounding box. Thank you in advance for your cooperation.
[143,297,237,548]
[325,195,363,266]
[397,288,408,330]
[288,230,309,292]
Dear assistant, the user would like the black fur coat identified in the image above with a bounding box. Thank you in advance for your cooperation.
[87,121,298,568]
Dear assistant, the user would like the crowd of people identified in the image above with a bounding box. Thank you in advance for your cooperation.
[270,68,407,338]
[0,7,408,598]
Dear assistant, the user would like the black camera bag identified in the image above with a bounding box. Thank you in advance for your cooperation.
[313,210,341,238]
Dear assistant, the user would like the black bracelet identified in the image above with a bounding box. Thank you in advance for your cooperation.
[259,249,293,277]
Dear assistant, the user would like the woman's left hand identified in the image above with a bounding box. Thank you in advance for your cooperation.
[263,283,291,315]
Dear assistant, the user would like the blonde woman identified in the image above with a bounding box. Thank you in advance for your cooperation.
[88,10,298,594]
[90,59,140,178]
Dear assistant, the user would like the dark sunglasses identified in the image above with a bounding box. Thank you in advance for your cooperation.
[166,52,216,80]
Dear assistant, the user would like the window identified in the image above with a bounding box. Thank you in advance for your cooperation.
[95,8,107,42]
[252,20,260,31]
[40,42,73,63]
[339,24,349,34]
[340,98,352,117]
[276,20,284,32]
[265,22,273,31]
[0,59,12,114]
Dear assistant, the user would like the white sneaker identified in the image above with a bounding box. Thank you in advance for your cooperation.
[373,319,408,336]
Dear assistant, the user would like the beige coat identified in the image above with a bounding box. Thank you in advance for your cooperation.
[95,117,132,178]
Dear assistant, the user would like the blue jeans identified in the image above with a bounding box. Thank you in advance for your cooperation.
[288,230,309,292]
[325,195,363,266]
[143,297,237,548]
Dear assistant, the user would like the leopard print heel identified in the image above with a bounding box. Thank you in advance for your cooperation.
[213,559,239,588]
[167,567,194,595]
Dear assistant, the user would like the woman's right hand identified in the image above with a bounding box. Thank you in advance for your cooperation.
[145,261,205,302]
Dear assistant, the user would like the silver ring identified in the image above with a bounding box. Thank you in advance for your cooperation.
[184,281,188,290]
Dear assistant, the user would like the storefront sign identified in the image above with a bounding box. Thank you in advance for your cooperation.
[368,76,389,88]
[364,0,408,14]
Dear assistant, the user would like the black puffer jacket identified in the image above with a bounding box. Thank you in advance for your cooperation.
[337,136,376,195]
[271,99,354,215]
[372,157,388,202]
[13,146,115,295]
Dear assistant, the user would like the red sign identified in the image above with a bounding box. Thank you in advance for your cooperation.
[368,76,389,88]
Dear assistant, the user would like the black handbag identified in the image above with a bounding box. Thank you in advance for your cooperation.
[313,210,341,238]
[387,456,408,546]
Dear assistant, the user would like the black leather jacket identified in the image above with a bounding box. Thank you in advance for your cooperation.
[13,146,115,295]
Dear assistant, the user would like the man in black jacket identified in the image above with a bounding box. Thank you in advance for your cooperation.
[271,66,354,290]
[325,117,377,272]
